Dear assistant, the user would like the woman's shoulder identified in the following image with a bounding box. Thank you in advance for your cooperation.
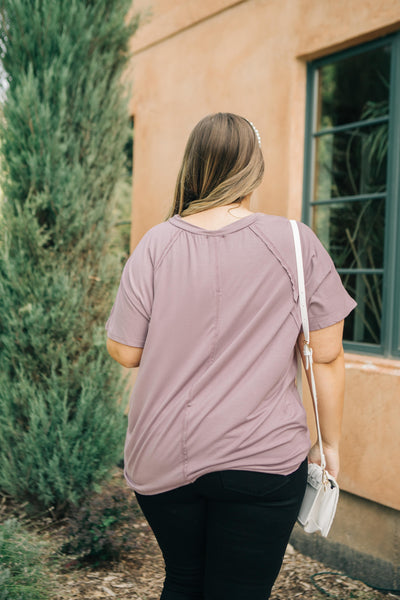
[128,219,181,269]
[254,213,314,235]
[132,219,177,249]
[252,215,332,290]
[253,214,320,255]
[252,213,296,255]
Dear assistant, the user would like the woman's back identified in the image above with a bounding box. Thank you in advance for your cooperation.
[106,211,354,494]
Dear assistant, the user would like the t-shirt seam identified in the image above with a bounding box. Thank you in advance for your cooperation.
[289,307,301,330]
[210,237,221,364]
[120,273,151,321]
[307,265,334,305]
[168,214,259,235]
[154,227,182,273]
[297,222,335,300]
[249,223,298,302]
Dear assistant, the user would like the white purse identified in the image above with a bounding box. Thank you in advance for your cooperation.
[290,220,339,538]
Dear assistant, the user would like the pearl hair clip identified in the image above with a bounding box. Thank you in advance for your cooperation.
[248,120,262,148]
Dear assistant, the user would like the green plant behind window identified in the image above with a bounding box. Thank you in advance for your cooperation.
[312,45,390,345]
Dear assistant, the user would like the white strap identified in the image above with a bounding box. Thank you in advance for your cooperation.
[290,220,309,345]
[289,219,326,471]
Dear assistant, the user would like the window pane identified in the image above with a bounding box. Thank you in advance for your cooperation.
[342,273,383,345]
[308,41,393,349]
[312,198,385,269]
[314,123,388,200]
[317,45,391,129]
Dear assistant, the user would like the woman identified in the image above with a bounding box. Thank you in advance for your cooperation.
[106,113,356,600]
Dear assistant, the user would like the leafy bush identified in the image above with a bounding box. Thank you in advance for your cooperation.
[0,1,139,513]
[0,519,53,600]
[61,478,140,564]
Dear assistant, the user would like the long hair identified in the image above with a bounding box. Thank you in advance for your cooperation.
[164,113,264,219]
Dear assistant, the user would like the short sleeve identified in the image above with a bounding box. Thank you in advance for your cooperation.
[298,222,357,331]
[105,232,154,347]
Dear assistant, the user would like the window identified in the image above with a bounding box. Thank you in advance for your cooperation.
[303,34,400,357]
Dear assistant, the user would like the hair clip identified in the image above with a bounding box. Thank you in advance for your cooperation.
[248,120,262,148]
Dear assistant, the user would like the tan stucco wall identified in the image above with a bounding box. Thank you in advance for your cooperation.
[302,355,400,511]
[127,0,400,511]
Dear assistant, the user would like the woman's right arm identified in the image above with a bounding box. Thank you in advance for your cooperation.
[297,320,345,479]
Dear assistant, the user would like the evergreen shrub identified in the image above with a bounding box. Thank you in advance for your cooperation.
[0,0,139,513]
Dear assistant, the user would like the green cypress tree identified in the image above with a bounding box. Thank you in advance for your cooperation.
[0,0,139,513]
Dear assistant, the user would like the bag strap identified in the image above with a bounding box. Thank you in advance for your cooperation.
[289,219,326,471]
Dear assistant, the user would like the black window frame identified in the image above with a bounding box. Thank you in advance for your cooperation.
[302,33,400,358]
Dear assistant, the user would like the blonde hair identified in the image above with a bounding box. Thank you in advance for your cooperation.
[164,113,264,219]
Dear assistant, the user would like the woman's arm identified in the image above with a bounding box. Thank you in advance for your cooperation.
[297,320,345,478]
[106,338,143,368]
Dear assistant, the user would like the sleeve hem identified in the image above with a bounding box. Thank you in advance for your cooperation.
[105,330,146,348]
[309,299,357,332]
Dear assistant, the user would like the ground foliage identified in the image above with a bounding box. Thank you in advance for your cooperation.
[0,518,54,600]
[61,479,141,564]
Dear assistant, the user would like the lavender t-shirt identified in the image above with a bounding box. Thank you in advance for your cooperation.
[106,213,356,495]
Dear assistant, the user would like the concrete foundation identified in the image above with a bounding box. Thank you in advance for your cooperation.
[290,490,400,593]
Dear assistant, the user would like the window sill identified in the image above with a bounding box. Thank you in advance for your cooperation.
[344,352,400,376]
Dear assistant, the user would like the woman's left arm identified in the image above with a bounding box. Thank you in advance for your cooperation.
[105,232,154,366]
[106,338,143,368]
[297,320,345,478]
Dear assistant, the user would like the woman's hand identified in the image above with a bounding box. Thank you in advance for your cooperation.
[308,442,340,479]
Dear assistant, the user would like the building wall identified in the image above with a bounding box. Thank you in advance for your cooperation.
[127,0,400,587]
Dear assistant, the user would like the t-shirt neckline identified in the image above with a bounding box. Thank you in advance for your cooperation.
[169,212,262,235]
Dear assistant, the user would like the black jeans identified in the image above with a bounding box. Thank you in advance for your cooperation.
[135,458,308,600]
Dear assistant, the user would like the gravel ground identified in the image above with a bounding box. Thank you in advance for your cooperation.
[53,472,396,600]
[53,528,397,600]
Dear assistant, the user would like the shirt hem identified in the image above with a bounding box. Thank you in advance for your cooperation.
[124,450,310,496]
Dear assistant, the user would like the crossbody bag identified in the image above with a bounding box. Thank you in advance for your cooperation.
[289,219,339,538]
